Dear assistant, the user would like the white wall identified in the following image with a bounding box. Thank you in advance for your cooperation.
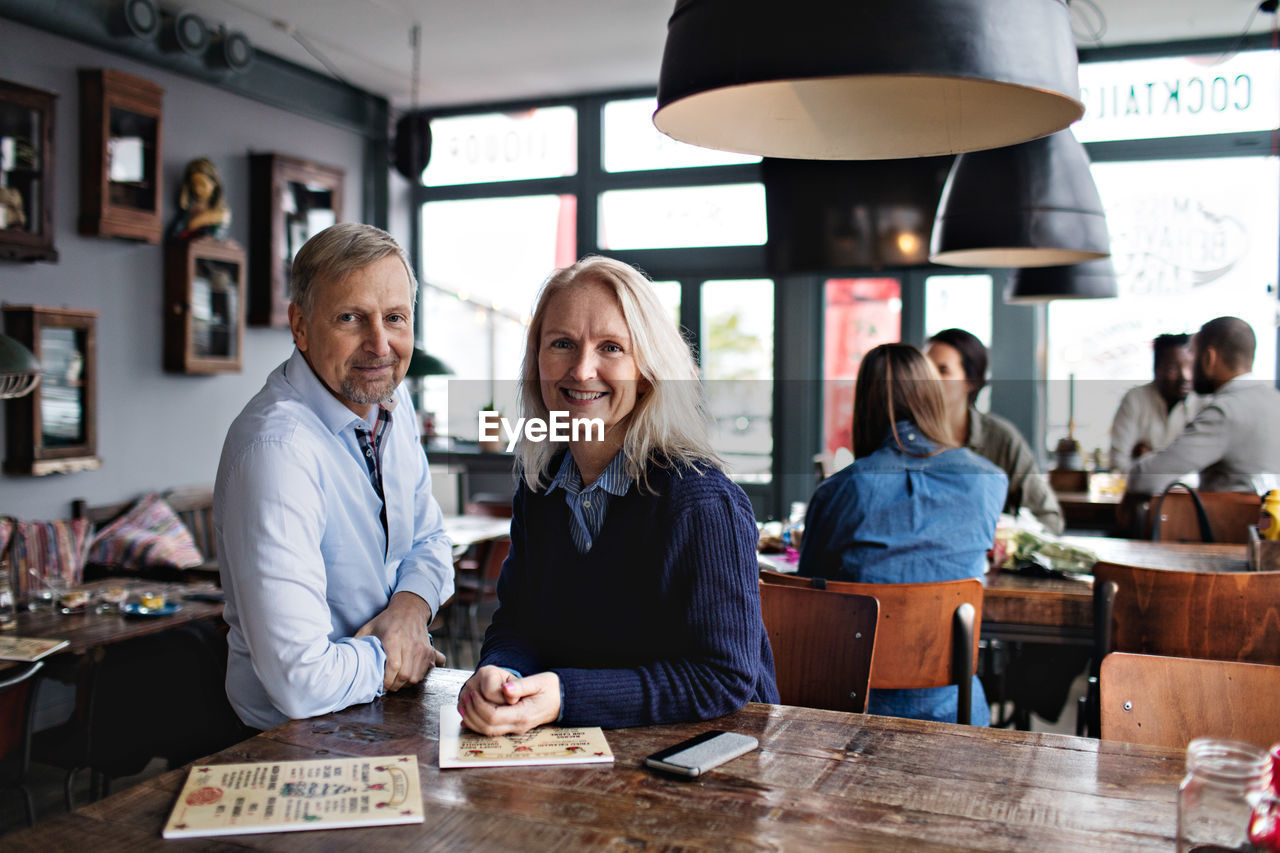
[0,19,366,519]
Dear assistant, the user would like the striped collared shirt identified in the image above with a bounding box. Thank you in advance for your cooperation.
[546,451,633,554]
[354,398,396,498]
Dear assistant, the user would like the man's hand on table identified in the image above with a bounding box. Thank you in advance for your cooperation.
[458,665,561,735]
[355,591,445,692]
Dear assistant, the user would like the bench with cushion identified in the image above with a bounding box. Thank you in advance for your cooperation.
[72,487,218,584]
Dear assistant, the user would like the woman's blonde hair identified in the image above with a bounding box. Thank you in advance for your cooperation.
[852,343,956,459]
[516,256,721,491]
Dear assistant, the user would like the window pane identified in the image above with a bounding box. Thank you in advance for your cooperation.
[423,106,577,186]
[422,292,492,440]
[702,279,774,483]
[924,275,992,346]
[599,184,767,250]
[823,278,902,460]
[649,280,682,332]
[1046,156,1279,459]
[1076,50,1280,143]
[602,97,760,172]
[422,194,575,312]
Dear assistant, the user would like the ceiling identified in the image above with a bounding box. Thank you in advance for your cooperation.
[173,0,1274,111]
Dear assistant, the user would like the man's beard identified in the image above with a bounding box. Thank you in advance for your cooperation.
[342,372,397,405]
[1192,365,1215,396]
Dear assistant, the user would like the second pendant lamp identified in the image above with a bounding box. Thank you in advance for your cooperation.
[1005,258,1119,303]
[930,129,1110,268]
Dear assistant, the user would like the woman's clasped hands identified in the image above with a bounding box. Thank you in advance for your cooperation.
[458,665,562,736]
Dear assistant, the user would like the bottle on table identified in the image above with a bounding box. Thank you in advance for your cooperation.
[1260,491,1280,541]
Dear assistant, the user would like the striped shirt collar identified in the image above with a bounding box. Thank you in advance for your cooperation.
[548,450,632,498]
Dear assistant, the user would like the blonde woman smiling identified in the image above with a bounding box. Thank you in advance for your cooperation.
[458,256,778,735]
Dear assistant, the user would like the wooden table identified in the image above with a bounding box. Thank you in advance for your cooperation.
[11,578,224,656]
[765,538,1249,645]
[1055,490,1121,532]
[1,667,1185,852]
[981,536,1249,644]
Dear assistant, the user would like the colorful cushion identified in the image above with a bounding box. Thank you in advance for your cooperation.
[87,493,204,572]
[11,517,92,598]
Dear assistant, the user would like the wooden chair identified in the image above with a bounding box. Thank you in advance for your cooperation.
[443,535,509,665]
[758,581,878,713]
[1100,652,1280,750]
[760,571,983,724]
[463,493,514,519]
[1078,561,1280,736]
[1148,488,1261,544]
[0,661,44,826]
[1095,561,1280,664]
[1117,485,1263,543]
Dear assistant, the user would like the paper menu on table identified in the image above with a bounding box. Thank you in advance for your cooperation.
[162,755,423,838]
[0,636,68,662]
[438,705,614,768]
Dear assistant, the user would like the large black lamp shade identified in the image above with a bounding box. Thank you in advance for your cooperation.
[1005,258,1118,304]
[930,129,1110,268]
[653,0,1084,160]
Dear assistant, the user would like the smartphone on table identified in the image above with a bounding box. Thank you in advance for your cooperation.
[643,730,759,778]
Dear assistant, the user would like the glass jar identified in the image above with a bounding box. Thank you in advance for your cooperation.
[1177,738,1272,853]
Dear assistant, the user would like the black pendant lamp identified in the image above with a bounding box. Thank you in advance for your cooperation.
[653,0,1084,161]
[930,129,1110,268]
[1005,258,1118,303]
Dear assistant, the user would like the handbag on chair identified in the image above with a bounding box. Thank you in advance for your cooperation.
[1149,481,1215,543]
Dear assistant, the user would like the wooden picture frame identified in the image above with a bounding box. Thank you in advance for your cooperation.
[249,153,345,327]
[78,69,164,243]
[0,78,58,262]
[3,306,100,476]
[164,237,246,374]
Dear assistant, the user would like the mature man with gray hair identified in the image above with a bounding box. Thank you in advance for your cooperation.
[1127,316,1280,496]
[214,223,453,730]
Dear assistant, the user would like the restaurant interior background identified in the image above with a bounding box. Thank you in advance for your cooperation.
[0,0,1277,523]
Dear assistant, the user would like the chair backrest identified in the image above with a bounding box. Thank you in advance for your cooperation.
[0,662,43,766]
[1093,561,1280,664]
[1100,652,1280,750]
[1148,489,1261,544]
[758,581,878,713]
[464,493,514,519]
[163,486,216,562]
[480,535,510,585]
[759,571,982,723]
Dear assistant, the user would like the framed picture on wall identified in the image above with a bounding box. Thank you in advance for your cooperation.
[164,237,246,374]
[0,78,58,262]
[2,306,100,476]
[78,69,164,243]
[248,152,345,328]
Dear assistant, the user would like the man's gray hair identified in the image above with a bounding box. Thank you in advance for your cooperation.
[290,223,417,316]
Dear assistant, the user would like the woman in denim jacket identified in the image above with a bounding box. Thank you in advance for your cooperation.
[798,343,1006,724]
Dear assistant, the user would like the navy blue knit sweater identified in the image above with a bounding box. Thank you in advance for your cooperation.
[478,458,778,728]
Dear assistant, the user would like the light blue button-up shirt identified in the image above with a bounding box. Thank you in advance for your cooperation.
[545,451,633,553]
[215,348,454,730]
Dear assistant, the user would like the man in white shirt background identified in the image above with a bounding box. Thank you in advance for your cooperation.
[1109,333,1201,474]
[1126,316,1280,496]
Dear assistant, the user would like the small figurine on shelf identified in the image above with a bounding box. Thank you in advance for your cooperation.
[167,157,230,241]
